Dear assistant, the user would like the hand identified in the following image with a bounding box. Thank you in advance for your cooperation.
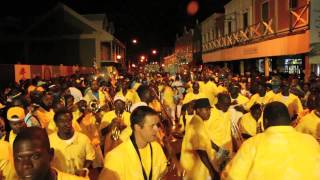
[75,169,88,177]
[231,100,238,105]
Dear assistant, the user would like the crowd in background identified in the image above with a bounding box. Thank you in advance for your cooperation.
[1,65,320,180]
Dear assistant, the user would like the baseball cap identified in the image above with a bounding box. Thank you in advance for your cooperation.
[7,107,25,122]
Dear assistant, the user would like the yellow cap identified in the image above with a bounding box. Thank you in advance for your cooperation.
[7,107,25,122]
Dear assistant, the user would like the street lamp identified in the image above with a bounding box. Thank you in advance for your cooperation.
[152,49,157,55]
[132,39,138,44]
[140,55,146,61]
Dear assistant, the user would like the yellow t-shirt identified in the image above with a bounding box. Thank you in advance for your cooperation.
[244,93,273,111]
[205,107,232,153]
[99,139,167,180]
[180,115,216,180]
[0,140,17,180]
[232,94,249,106]
[116,89,141,105]
[49,132,95,175]
[222,126,320,180]
[270,93,303,118]
[296,110,320,142]
[35,108,54,129]
[265,90,278,101]
[162,86,175,109]
[79,113,100,146]
[238,112,260,137]
[9,130,17,146]
[100,111,132,141]
[56,168,89,180]
[179,114,194,133]
[199,81,218,106]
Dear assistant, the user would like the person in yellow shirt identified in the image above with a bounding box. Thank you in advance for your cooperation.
[0,139,17,180]
[229,84,249,106]
[116,78,141,106]
[31,91,55,129]
[84,80,108,107]
[76,100,104,168]
[7,107,27,145]
[49,108,95,177]
[100,96,131,154]
[206,93,233,155]
[180,98,219,180]
[99,106,168,180]
[222,102,320,180]
[244,82,271,110]
[199,74,218,106]
[13,127,88,180]
[296,93,320,142]
[47,98,81,135]
[183,81,206,105]
[238,104,262,138]
[264,79,281,101]
[271,79,303,119]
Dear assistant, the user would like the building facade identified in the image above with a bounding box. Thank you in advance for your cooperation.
[202,0,315,80]
[0,3,125,69]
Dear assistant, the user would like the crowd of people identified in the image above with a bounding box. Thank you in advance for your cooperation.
[0,66,320,180]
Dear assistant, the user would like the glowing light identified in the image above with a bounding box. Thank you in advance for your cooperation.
[132,64,136,68]
[132,39,137,44]
[152,50,157,55]
[187,1,199,16]
[116,55,122,60]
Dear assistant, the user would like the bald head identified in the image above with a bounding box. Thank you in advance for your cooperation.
[263,102,290,128]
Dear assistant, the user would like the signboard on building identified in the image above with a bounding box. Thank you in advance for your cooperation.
[310,0,320,64]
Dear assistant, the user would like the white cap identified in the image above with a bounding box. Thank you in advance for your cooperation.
[113,95,126,103]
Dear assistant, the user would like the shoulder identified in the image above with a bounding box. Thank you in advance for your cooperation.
[106,139,132,160]
[150,141,164,151]
[75,132,91,143]
[293,130,320,146]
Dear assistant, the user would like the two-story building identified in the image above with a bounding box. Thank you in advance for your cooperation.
[0,3,126,70]
[202,0,316,80]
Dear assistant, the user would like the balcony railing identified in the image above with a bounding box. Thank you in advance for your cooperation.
[203,2,309,52]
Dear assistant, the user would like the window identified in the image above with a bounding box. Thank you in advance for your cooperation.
[262,1,269,22]
[289,0,298,9]
[243,12,248,29]
[228,21,232,34]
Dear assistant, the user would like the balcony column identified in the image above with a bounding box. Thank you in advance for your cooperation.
[240,60,244,76]
[304,55,310,82]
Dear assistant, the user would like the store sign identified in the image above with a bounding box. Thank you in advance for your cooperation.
[310,0,320,64]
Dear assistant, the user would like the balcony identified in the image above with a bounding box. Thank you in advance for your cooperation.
[203,3,310,53]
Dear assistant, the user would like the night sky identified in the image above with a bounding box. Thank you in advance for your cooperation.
[0,0,229,59]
